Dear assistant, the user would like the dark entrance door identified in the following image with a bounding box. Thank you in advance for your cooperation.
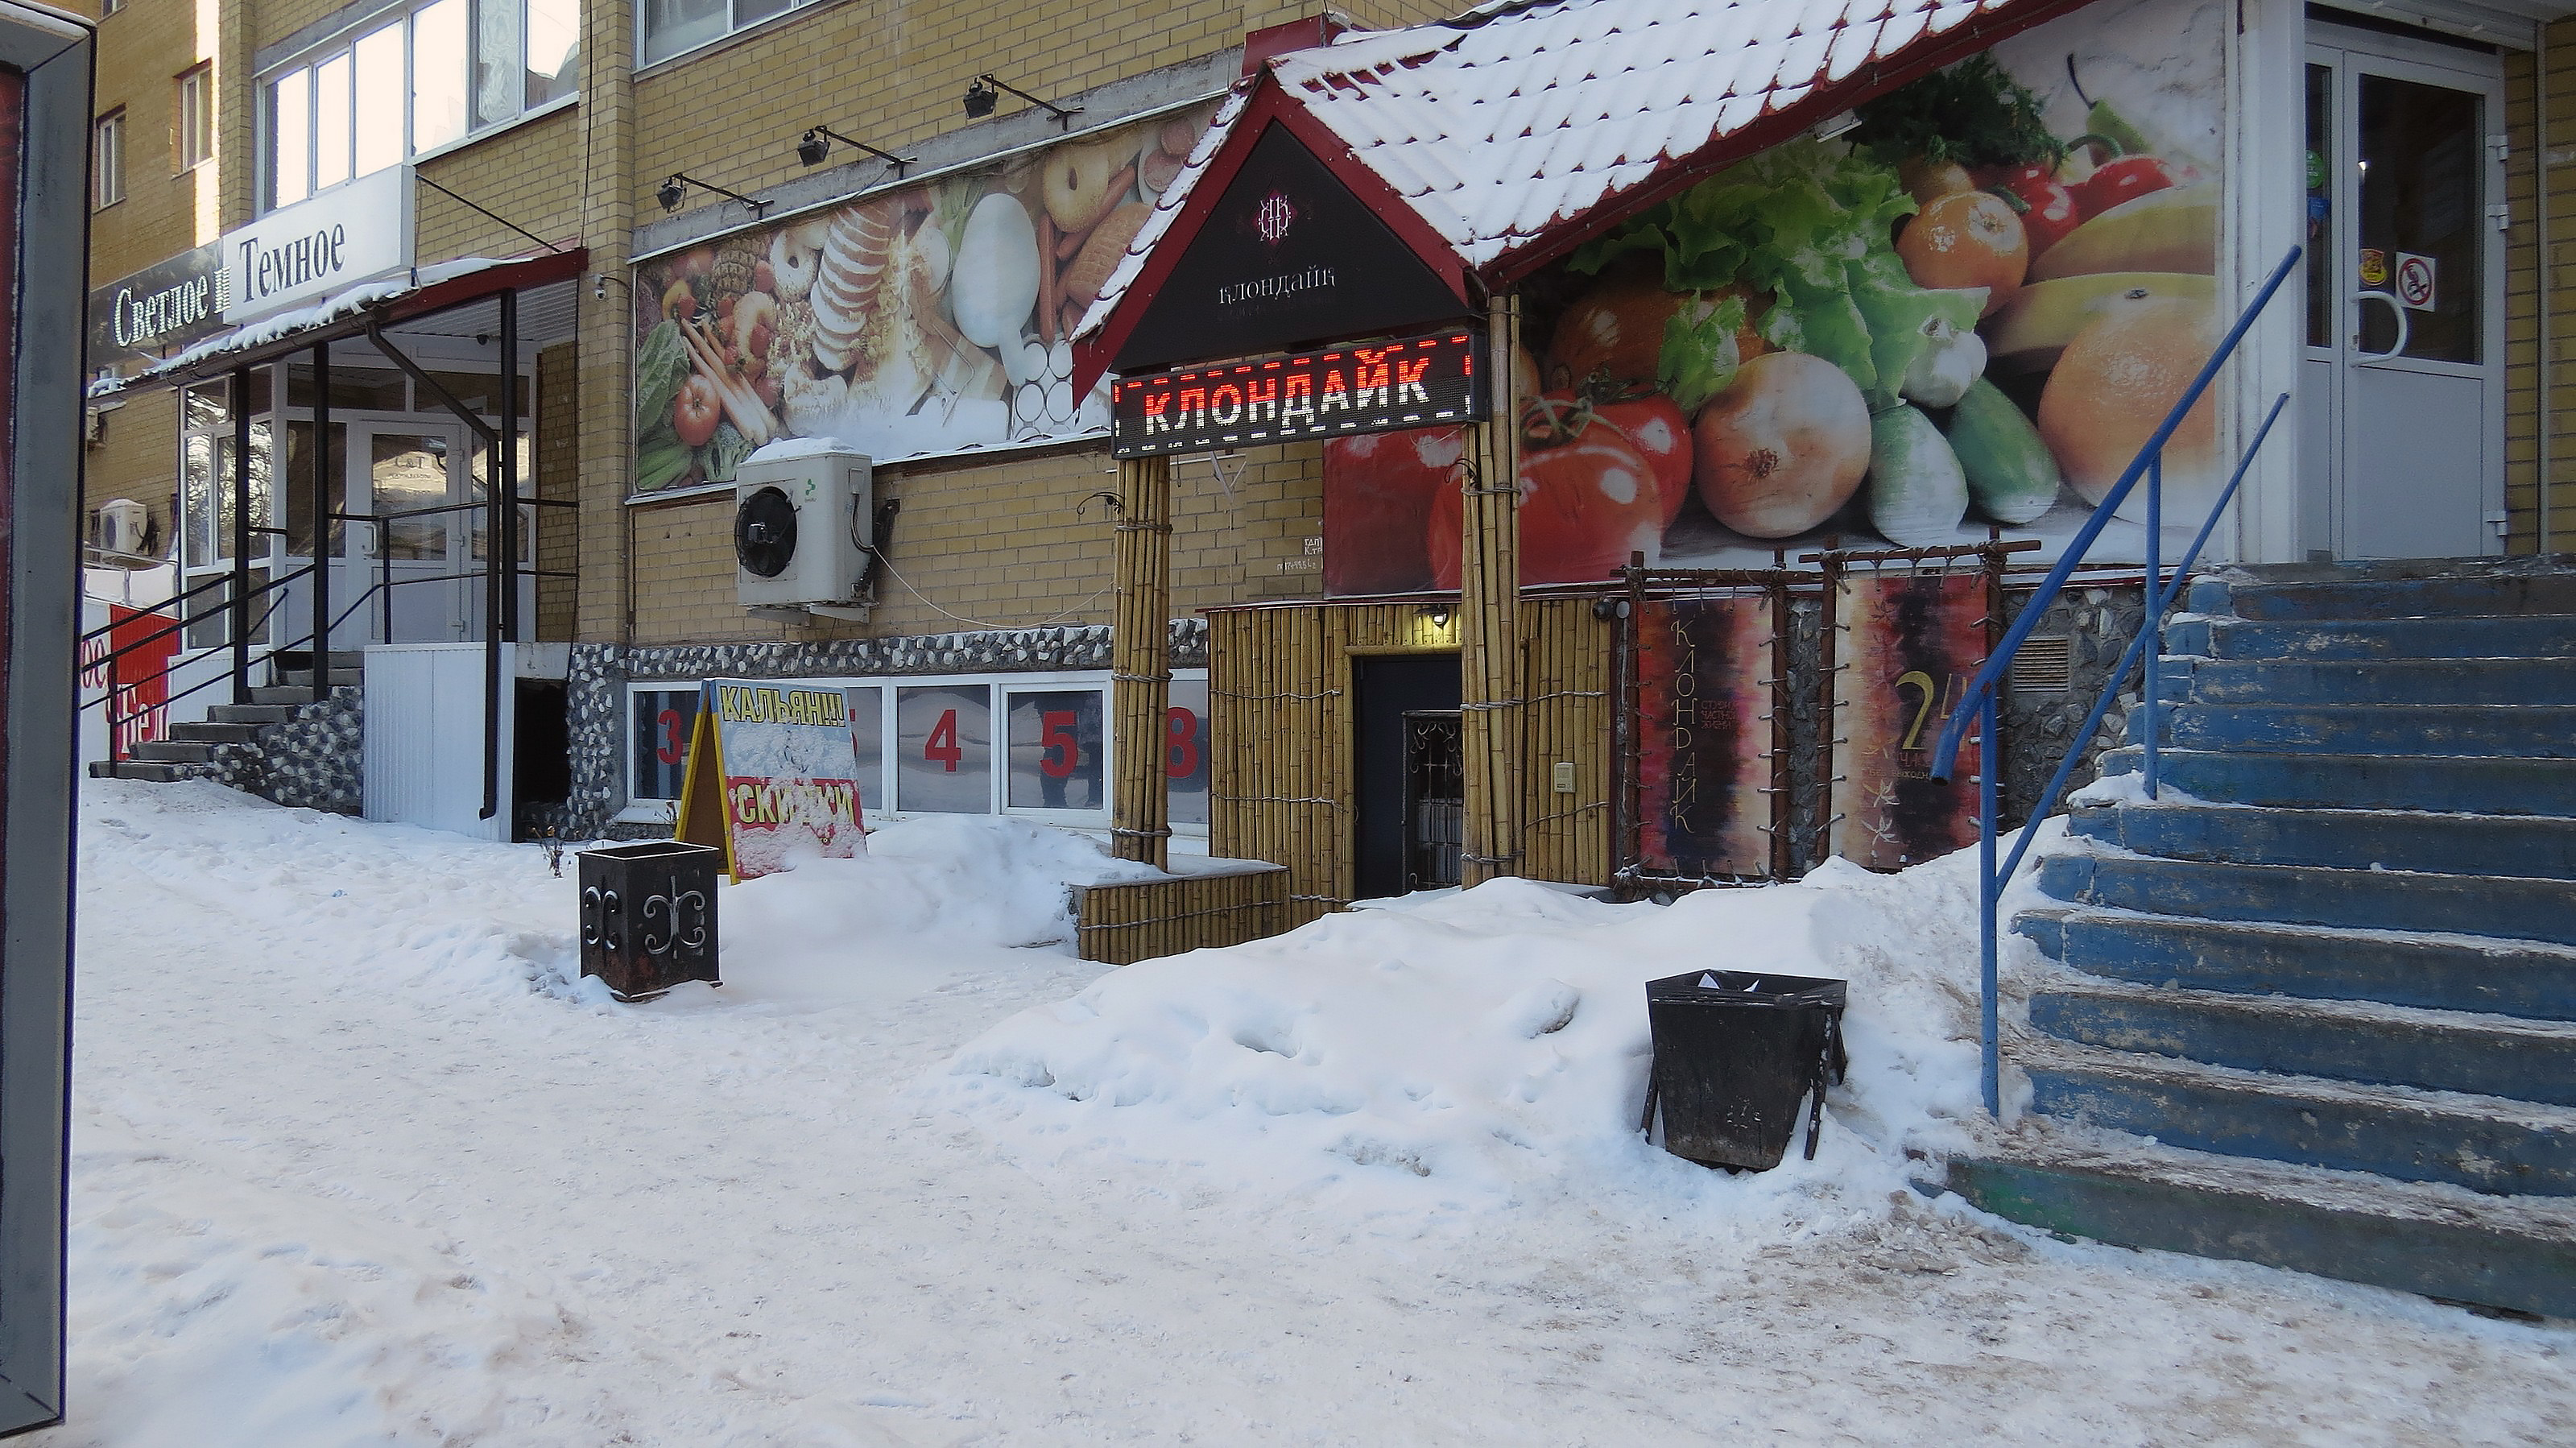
[1352,653,1459,900]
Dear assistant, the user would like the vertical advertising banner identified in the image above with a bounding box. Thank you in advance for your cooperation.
[676,680,868,879]
[1830,573,1989,870]
[1635,597,1775,877]
[1323,0,2223,594]
[75,606,177,755]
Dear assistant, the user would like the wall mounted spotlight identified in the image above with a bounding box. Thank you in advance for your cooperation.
[962,73,1082,130]
[1424,604,1455,630]
[796,126,915,176]
[657,172,770,217]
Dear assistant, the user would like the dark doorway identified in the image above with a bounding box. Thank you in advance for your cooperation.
[512,678,570,842]
[1352,653,1460,900]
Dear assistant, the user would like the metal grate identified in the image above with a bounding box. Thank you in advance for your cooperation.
[2007,635,2074,694]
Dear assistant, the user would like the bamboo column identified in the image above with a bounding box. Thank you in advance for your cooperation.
[1459,293,1524,887]
[1110,453,1174,867]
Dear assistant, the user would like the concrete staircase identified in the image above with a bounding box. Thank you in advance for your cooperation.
[90,650,362,783]
[1947,558,2576,1319]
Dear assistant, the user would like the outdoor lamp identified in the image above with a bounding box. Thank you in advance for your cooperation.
[1424,604,1454,629]
[962,74,1083,130]
[797,126,915,176]
[658,172,771,218]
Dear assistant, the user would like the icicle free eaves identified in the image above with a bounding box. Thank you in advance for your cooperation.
[1075,0,2078,363]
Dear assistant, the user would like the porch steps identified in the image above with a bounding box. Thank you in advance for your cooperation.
[1941,556,2576,1319]
[89,662,358,786]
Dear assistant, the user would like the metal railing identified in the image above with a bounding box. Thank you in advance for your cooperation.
[1929,245,2303,1119]
[80,499,573,765]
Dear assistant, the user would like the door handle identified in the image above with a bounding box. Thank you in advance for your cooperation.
[2353,289,2410,363]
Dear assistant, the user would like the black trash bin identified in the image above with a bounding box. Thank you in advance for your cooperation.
[578,842,723,1001]
[1640,969,1847,1171]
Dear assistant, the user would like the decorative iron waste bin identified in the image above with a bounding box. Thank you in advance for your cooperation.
[578,842,722,1001]
[1639,969,1847,1171]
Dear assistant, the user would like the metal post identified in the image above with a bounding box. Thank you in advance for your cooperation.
[1979,689,2000,1118]
[2144,453,2160,801]
[498,288,519,642]
[311,341,331,705]
[105,652,121,763]
[229,366,253,705]
[481,303,507,821]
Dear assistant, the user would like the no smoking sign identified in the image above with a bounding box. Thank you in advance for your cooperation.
[2396,251,2437,311]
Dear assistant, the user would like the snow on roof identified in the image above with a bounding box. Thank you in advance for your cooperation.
[1079,0,2044,345]
[94,257,519,397]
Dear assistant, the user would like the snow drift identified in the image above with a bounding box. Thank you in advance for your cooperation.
[938,854,2008,1227]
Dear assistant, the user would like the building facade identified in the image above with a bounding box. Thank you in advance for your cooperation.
[81,0,2576,924]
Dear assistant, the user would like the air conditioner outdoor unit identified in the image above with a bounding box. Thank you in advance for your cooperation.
[733,446,873,615]
[97,498,149,555]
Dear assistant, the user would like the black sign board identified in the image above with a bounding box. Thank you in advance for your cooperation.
[87,240,228,369]
[1111,325,1486,459]
[1110,122,1470,373]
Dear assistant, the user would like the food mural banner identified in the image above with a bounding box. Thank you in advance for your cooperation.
[633,103,1222,492]
[1324,0,2222,594]
[675,679,868,879]
[1635,596,1776,878]
[1829,572,1989,871]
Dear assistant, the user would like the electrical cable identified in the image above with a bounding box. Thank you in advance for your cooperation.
[869,548,1110,631]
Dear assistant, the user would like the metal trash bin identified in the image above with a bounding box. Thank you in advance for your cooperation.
[578,842,722,1001]
[1639,969,1847,1171]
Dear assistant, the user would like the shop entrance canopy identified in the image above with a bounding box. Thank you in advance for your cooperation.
[1074,0,2096,391]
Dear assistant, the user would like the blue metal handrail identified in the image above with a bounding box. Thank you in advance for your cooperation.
[1929,244,2304,1118]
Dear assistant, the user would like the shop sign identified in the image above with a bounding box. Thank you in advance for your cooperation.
[1110,122,1470,374]
[1109,325,1484,458]
[86,242,228,368]
[218,164,415,323]
[1829,572,1986,870]
[1322,0,2223,590]
[631,102,1222,492]
[1635,596,1778,879]
[674,678,868,879]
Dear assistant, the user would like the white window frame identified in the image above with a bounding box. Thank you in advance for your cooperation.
[638,0,822,71]
[176,62,213,171]
[617,668,1216,840]
[258,0,580,214]
[93,110,123,209]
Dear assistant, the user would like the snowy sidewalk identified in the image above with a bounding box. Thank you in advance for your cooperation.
[34,781,2572,1446]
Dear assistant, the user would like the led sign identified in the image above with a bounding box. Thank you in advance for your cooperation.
[1110,326,1485,460]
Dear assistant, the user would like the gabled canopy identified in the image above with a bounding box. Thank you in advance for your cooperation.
[1076,0,2090,390]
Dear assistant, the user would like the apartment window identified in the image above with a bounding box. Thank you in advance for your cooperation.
[93,110,123,208]
[262,0,580,211]
[641,0,811,68]
[176,64,213,170]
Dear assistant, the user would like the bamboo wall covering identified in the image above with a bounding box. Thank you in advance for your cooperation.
[1207,594,1614,925]
[1072,860,1289,966]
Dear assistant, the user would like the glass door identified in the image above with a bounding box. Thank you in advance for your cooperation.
[358,424,471,641]
[2301,28,2506,559]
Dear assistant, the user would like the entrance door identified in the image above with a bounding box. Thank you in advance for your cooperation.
[358,424,471,641]
[1350,654,1461,900]
[2302,27,2506,560]
[351,422,536,643]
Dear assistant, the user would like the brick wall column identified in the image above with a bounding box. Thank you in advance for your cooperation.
[577,0,637,643]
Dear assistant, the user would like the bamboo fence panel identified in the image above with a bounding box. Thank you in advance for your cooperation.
[1071,863,1290,966]
[1207,591,1618,913]
[1110,453,1174,867]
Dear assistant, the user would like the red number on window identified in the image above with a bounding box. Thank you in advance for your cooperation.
[656,708,686,764]
[1039,710,1078,778]
[1164,706,1199,778]
[924,708,963,772]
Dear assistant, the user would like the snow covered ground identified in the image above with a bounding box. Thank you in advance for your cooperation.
[36,780,2572,1446]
